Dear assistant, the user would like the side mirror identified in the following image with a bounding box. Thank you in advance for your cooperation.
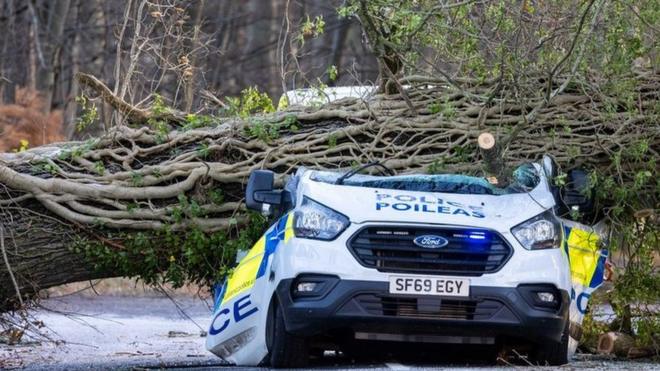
[245,170,289,215]
[542,155,557,179]
[562,169,594,214]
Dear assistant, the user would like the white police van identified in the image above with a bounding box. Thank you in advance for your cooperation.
[206,157,608,367]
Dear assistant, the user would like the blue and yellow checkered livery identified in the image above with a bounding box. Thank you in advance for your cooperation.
[214,213,295,309]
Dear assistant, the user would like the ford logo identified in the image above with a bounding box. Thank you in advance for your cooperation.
[413,235,449,249]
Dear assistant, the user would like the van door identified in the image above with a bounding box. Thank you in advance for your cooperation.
[206,213,294,361]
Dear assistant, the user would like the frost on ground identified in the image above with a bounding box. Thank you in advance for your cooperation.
[1,294,658,370]
[0,295,223,370]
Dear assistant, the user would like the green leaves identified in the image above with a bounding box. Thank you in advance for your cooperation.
[298,15,326,45]
[208,189,224,205]
[196,142,211,158]
[326,65,338,82]
[30,160,59,176]
[340,0,655,99]
[427,158,445,174]
[73,212,268,288]
[223,86,275,119]
[75,95,99,132]
[150,94,169,116]
[183,113,213,131]
[553,173,568,187]
[243,115,299,143]
[130,172,143,186]
[94,161,105,175]
[327,133,337,148]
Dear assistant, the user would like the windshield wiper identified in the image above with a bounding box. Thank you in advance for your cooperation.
[335,161,395,185]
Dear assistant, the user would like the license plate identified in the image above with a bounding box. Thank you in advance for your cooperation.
[388,275,470,297]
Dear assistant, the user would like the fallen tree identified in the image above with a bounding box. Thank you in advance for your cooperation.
[597,331,656,358]
[0,69,657,311]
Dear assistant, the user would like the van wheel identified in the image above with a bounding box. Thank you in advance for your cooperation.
[533,321,569,365]
[265,298,308,368]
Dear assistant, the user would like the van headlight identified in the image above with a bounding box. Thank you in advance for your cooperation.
[511,210,561,250]
[293,197,349,240]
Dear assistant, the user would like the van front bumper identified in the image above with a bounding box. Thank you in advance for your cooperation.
[275,277,569,345]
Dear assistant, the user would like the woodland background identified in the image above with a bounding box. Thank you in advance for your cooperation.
[0,0,374,148]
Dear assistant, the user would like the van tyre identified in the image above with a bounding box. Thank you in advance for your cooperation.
[534,321,569,365]
[265,298,309,368]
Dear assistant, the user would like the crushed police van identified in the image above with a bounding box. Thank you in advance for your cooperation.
[206,157,608,367]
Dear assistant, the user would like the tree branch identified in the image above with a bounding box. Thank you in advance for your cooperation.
[77,72,186,125]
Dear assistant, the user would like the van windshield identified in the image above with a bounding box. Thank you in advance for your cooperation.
[310,163,540,195]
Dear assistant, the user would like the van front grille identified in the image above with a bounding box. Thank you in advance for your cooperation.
[347,226,512,276]
[354,294,502,320]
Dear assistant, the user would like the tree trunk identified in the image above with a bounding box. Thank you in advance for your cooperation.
[1,0,17,104]
[242,0,277,94]
[326,18,350,85]
[183,0,205,113]
[478,132,508,185]
[38,0,71,112]
[63,0,81,139]
[0,70,657,311]
[0,203,111,310]
[597,331,636,357]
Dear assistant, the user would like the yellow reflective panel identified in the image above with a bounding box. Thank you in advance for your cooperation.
[567,228,600,287]
[284,213,295,243]
[242,235,266,262]
[221,236,266,305]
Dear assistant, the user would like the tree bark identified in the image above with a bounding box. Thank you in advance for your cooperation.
[478,132,508,185]
[0,202,111,310]
[597,331,637,357]
[182,0,205,113]
[63,0,81,139]
[242,0,277,94]
[1,0,17,104]
[326,18,350,85]
[38,0,71,112]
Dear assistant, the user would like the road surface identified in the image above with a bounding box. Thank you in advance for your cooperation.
[1,295,657,370]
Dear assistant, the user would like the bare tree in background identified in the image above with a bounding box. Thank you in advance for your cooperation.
[36,0,70,111]
[0,0,372,145]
